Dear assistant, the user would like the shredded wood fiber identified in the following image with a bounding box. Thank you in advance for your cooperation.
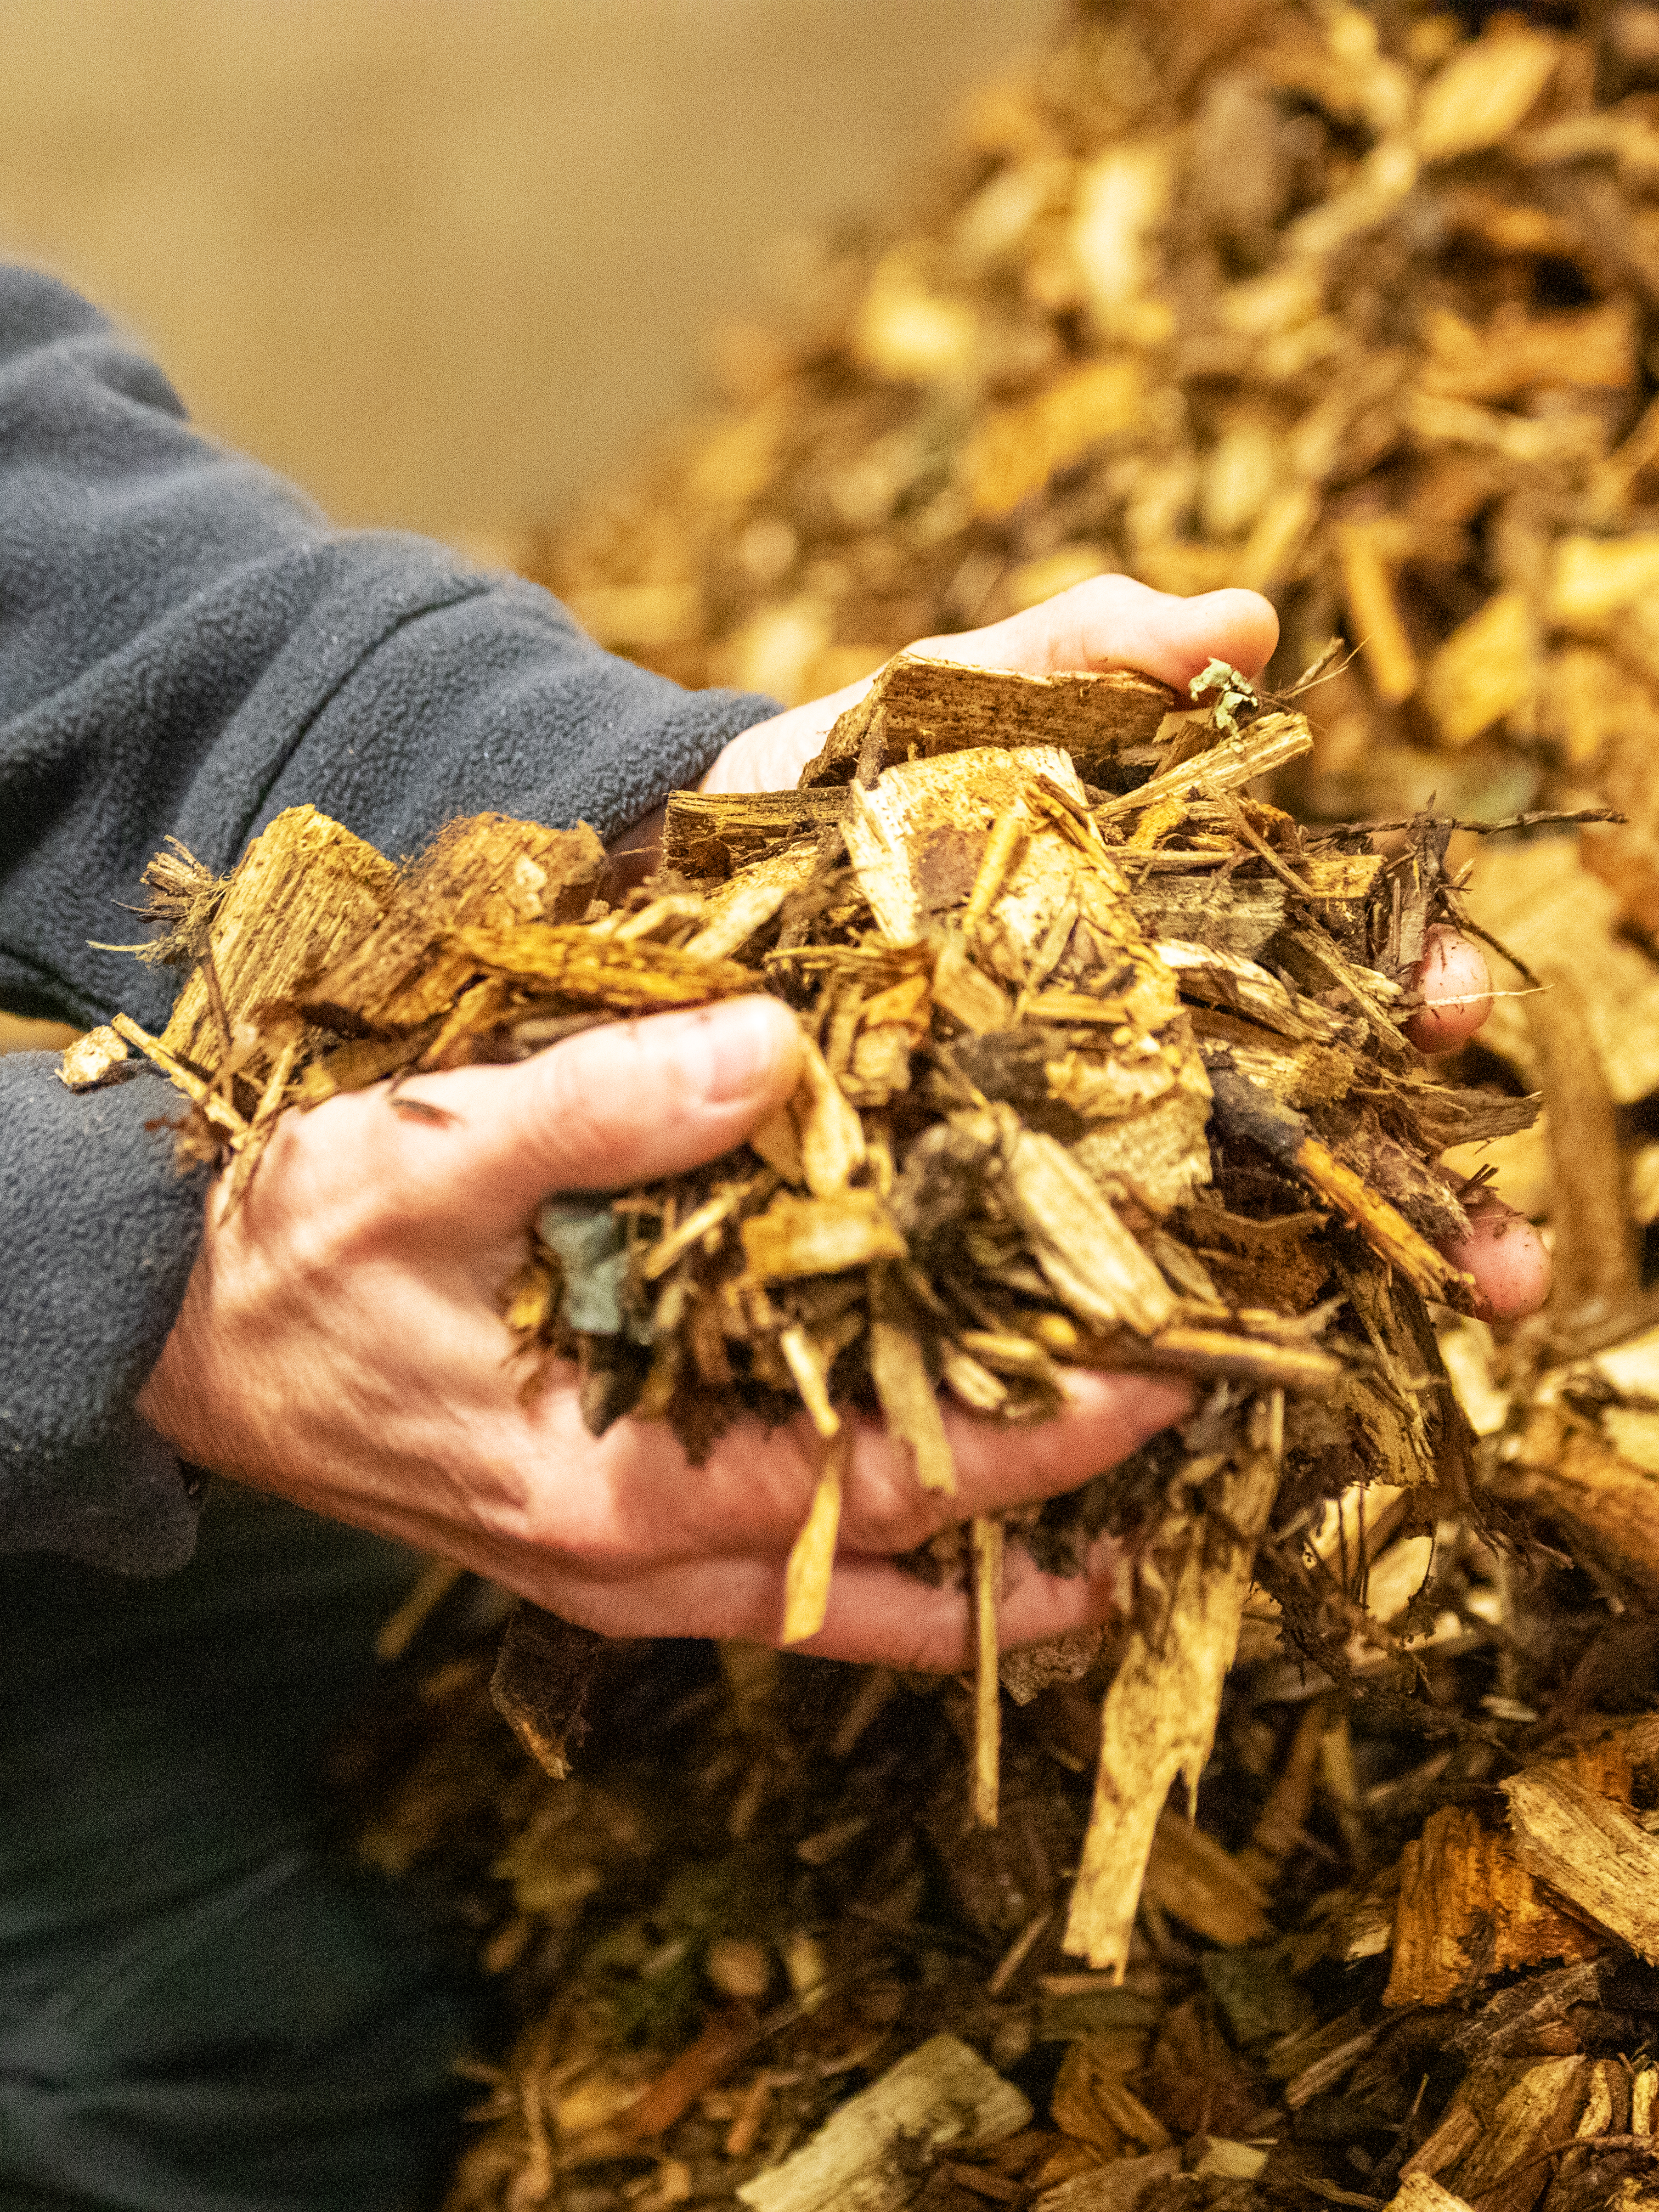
[81,652,1551,1978]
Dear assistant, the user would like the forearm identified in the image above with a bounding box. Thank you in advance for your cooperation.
[0,265,778,1565]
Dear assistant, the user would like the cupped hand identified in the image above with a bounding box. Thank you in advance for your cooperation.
[137,997,1187,1667]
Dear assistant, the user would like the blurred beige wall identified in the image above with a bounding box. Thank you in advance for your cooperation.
[0,1,1051,538]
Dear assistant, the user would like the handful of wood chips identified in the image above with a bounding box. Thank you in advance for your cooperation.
[75,651,1548,1971]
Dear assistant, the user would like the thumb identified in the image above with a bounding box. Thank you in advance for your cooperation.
[396,997,805,1223]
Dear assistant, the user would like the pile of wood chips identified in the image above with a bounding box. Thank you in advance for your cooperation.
[520,0,1659,906]
[64,0,1659,2198]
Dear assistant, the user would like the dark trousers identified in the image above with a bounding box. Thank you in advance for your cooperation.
[1,1488,480,2210]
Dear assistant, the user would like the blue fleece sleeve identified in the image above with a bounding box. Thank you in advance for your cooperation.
[0,264,778,1569]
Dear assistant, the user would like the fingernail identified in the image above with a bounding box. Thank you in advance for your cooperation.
[699,997,799,1104]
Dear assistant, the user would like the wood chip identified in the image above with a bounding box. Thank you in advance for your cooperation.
[782,1430,850,1648]
[1503,1766,1659,1962]
[1063,1441,1279,1976]
[735,2034,1031,2212]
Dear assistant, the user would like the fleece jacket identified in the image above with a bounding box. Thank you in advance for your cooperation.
[0,263,777,1572]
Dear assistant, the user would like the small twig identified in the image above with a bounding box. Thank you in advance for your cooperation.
[1223,799,1330,902]
[1350,806,1624,834]
[1278,635,1357,698]
[1430,985,1548,1007]
[971,1516,1003,1827]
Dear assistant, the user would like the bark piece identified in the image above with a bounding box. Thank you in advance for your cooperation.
[161,805,398,1070]
[1447,2056,1589,2209]
[1525,966,1645,1352]
[1489,1404,1659,1605]
[663,787,846,880]
[1384,1804,1603,2008]
[490,1604,609,1781]
[1155,939,1347,1043]
[1141,1807,1271,1947]
[1126,872,1286,958]
[298,812,598,1035]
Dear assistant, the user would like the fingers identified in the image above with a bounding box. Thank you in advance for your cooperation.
[1403,929,1549,1317]
[496,1531,1124,1669]
[803,1530,1126,1667]
[925,575,1280,689]
[387,998,805,1222]
[922,1373,1194,1532]
[1443,1188,1551,1322]
[1406,925,1493,1054]
[514,1370,1192,1575]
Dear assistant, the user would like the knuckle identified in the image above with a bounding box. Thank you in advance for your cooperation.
[843,1465,943,1554]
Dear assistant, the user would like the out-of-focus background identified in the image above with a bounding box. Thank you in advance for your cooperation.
[0,0,1049,540]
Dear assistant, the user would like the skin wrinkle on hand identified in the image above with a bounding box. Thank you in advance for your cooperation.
[138,572,1550,1666]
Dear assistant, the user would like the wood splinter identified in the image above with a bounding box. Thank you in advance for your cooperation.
[971,1516,1003,1828]
[1063,1393,1283,1977]
[782,1428,850,1647]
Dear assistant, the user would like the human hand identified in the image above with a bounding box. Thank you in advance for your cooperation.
[1406,923,1549,1321]
[136,997,1190,1667]
[138,573,1545,1667]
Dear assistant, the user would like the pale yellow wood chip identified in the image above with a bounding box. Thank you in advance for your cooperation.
[781,1431,850,1648]
[972,1517,1003,1829]
[1415,25,1559,163]
[1002,1125,1177,1336]
[788,1034,867,1198]
[1503,1765,1659,1960]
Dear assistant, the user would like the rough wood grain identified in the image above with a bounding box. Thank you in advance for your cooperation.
[799,653,1175,790]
